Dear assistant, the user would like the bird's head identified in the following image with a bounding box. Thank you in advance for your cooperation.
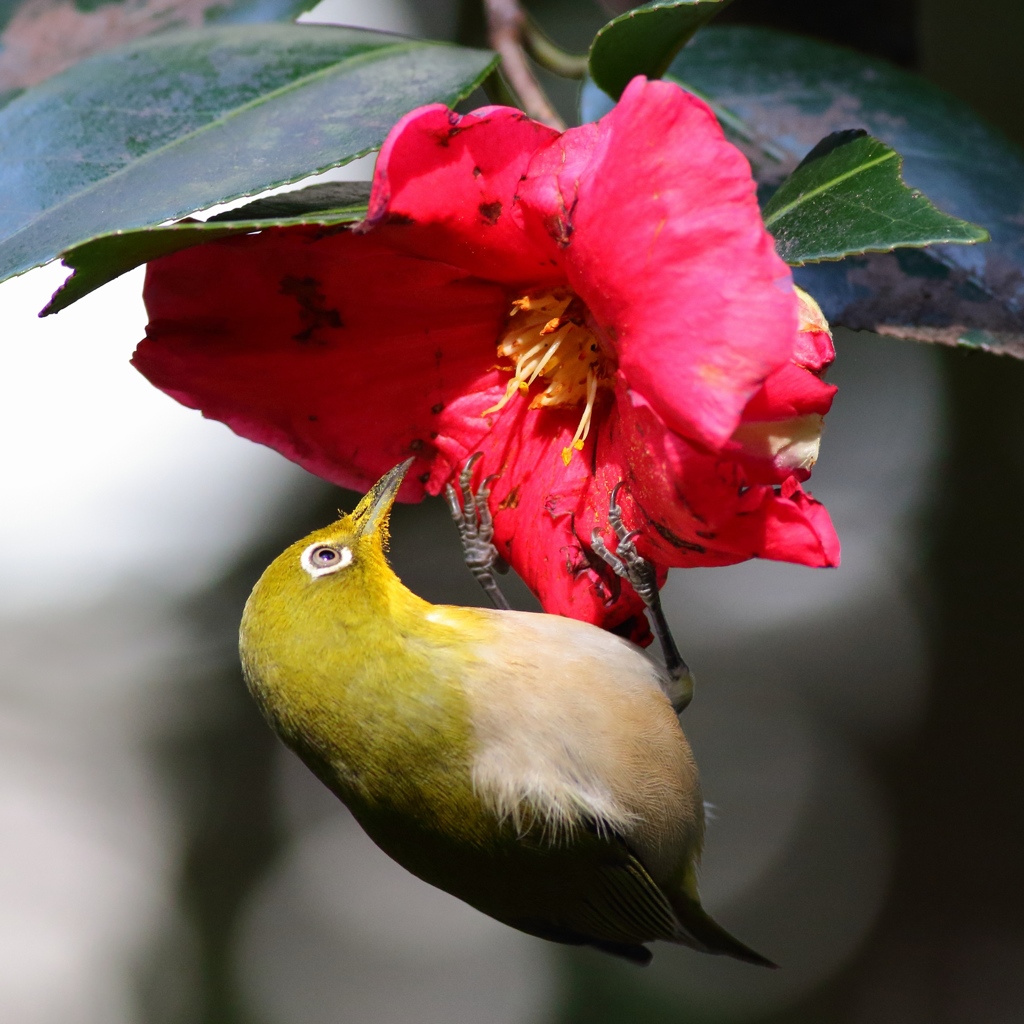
[245,458,415,629]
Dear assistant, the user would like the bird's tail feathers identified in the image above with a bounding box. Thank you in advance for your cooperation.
[672,896,778,968]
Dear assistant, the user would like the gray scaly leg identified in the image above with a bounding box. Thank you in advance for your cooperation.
[445,453,511,611]
[591,484,694,713]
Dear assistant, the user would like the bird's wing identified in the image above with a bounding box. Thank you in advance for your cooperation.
[508,832,701,952]
[520,834,775,966]
[579,850,691,944]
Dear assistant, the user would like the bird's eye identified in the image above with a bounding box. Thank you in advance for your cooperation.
[301,543,353,578]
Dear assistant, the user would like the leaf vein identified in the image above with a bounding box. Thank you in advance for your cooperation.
[763,149,898,228]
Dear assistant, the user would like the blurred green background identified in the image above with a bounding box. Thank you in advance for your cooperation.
[1,1,1022,1022]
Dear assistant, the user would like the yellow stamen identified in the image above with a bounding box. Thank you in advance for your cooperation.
[483,288,614,465]
[527,335,563,385]
[561,370,599,465]
[515,341,544,370]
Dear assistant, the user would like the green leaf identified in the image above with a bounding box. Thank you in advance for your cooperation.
[762,130,988,264]
[671,27,1024,355]
[588,0,731,101]
[0,0,320,95]
[582,26,1024,356]
[0,24,497,287]
[44,182,371,314]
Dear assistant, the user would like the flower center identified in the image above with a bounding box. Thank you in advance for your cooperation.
[483,288,615,465]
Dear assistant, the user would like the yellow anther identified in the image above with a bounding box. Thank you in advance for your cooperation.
[483,289,614,466]
[560,439,586,466]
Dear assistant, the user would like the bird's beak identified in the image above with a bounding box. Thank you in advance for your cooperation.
[351,458,415,538]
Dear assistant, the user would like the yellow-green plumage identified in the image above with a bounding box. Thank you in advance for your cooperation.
[240,464,773,966]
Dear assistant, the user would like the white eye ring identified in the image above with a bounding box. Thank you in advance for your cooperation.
[301,543,353,578]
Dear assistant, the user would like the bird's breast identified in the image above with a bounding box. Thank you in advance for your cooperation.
[242,621,490,837]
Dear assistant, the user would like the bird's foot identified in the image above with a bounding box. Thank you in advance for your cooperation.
[590,483,659,606]
[591,483,694,713]
[445,453,511,611]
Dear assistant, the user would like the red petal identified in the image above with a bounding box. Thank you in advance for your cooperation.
[794,287,835,373]
[793,326,835,375]
[605,384,841,569]
[754,480,841,567]
[137,225,512,501]
[363,103,562,286]
[518,77,798,449]
[741,362,838,421]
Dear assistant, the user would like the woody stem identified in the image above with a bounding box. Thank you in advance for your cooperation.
[483,0,567,129]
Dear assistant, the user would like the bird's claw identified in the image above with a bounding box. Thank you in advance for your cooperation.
[446,453,511,610]
[591,483,659,609]
[591,482,694,713]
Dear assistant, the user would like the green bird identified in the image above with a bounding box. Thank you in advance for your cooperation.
[240,460,774,967]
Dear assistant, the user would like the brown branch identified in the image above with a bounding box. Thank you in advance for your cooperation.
[483,0,566,130]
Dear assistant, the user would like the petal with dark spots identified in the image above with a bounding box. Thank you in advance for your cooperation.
[363,103,561,285]
[137,225,509,502]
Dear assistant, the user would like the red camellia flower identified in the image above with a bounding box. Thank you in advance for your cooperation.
[135,76,839,642]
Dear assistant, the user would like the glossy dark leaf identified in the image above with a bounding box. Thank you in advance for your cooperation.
[44,182,371,315]
[762,130,987,264]
[582,26,1024,356]
[0,24,496,287]
[588,0,731,101]
[0,0,319,95]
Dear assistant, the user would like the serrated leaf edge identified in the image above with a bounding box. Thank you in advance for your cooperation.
[763,137,989,265]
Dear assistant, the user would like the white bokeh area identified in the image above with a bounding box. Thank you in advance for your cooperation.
[0,259,311,1024]
[0,263,312,612]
